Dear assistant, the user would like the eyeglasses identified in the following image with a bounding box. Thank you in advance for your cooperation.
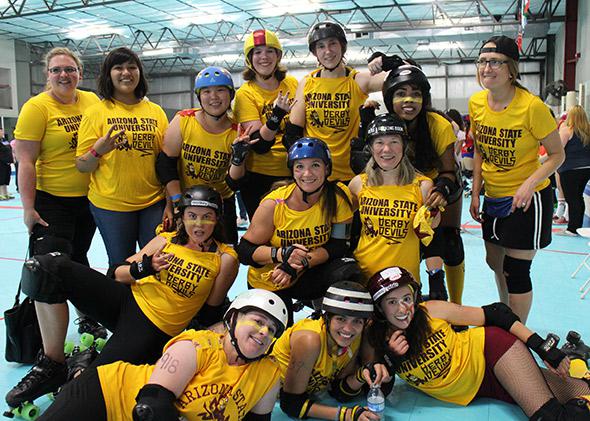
[475,59,509,69]
[48,66,79,75]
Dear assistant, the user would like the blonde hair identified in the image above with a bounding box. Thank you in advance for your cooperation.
[364,155,416,187]
[43,47,83,91]
[566,105,590,146]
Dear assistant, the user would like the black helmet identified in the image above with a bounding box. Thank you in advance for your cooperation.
[382,65,431,114]
[308,21,347,53]
[366,114,409,146]
[179,185,223,217]
[322,281,374,319]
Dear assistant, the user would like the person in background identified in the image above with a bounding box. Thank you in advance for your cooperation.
[469,35,564,323]
[0,128,13,200]
[556,105,590,236]
[13,47,104,337]
[76,47,168,266]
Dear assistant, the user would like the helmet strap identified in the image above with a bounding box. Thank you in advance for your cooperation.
[225,312,266,363]
[322,58,343,73]
[297,182,324,204]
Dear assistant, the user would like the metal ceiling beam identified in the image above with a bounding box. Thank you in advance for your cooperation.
[0,0,132,19]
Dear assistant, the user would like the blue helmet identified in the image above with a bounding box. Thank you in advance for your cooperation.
[194,66,235,100]
[287,137,332,176]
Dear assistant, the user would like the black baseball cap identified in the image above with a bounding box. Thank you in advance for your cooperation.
[479,35,519,61]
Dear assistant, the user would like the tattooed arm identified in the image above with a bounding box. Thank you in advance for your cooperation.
[146,340,197,397]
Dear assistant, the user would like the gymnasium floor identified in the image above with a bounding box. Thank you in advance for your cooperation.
[0,177,588,420]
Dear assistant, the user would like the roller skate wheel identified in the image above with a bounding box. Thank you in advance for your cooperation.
[95,338,107,352]
[80,333,95,348]
[570,359,589,379]
[17,402,39,420]
[64,341,75,355]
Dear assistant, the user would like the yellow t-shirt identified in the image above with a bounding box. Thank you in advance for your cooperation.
[396,308,485,406]
[131,232,237,336]
[417,112,456,179]
[303,68,368,182]
[77,98,167,211]
[354,174,429,283]
[234,76,298,177]
[98,329,280,421]
[468,87,556,197]
[14,90,100,197]
[177,109,235,199]
[247,182,353,291]
[272,317,359,395]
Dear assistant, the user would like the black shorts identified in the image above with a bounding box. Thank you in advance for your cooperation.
[481,185,552,250]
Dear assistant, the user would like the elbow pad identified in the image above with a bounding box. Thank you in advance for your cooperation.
[329,377,363,403]
[482,302,520,331]
[237,237,264,268]
[132,384,178,421]
[282,122,304,151]
[155,152,179,186]
[243,413,271,421]
[279,389,313,419]
[249,130,274,154]
[323,237,348,259]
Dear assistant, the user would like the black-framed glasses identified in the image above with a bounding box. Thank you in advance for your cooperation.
[48,66,79,75]
[475,59,508,69]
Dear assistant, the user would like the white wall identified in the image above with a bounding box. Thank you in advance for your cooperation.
[0,39,19,118]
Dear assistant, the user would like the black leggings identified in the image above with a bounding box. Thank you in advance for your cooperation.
[38,367,106,421]
[559,168,590,233]
[240,172,290,220]
[55,259,171,367]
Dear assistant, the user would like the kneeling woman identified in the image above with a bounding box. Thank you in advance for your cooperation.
[238,138,356,323]
[39,289,288,421]
[350,113,437,283]
[273,281,382,421]
[6,186,238,410]
[364,266,590,419]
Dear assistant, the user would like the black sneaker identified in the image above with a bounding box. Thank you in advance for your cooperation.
[5,352,67,407]
[75,316,107,339]
[425,270,449,301]
[66,346,99,381]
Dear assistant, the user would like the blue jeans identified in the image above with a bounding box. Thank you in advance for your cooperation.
[89,200,165,266]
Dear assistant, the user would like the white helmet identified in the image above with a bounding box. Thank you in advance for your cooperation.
[224,289,288,339]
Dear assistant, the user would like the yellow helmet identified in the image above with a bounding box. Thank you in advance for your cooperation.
[243,29,283,70]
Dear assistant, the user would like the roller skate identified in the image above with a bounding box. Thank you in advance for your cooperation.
[65,345,99,382]
[561,331,590,381]
[75,316,107,340]
[4,352,66,420]
[422,269,448,301]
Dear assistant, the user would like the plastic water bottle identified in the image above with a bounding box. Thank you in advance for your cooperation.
[367,384,385,416]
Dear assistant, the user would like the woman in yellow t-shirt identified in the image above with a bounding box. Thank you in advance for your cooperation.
[6,186,238,411]
[287,21,389,183]
[468,36,564,323]
[232,29,298,219]
[13,47,105,338]
[273,281,381,421]
[373,62,464,306]
[38,289,288,421]
[350,114,437,283]
[363,266,589,419]
[76,47,167,266]
[237,138,356,324]
[159,66,240,245]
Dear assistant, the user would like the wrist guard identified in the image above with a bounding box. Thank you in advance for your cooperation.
[231,141,250,165]
[266,105,288,131]
[129,254,156,280]
[527,333,566,369]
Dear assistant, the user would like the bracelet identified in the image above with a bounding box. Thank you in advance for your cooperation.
[170,193,181,202]
[338,406,348,421]
[89,148,102,158]
[334,406,342,421]
[270,247,279,263]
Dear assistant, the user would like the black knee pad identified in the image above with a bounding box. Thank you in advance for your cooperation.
[326,257,362,284]
[503,255,532,294]
[30,228,72,256]
[563,397,590,420]
[21,253,70,304]
[421,227,444,259]
[441,227,464,266]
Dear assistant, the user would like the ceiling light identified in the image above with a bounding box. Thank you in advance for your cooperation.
[416,41,461,51]
[67,24,124,40]
[142,48,174,57]
[202,53,241,63]
[259,0,322,17]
